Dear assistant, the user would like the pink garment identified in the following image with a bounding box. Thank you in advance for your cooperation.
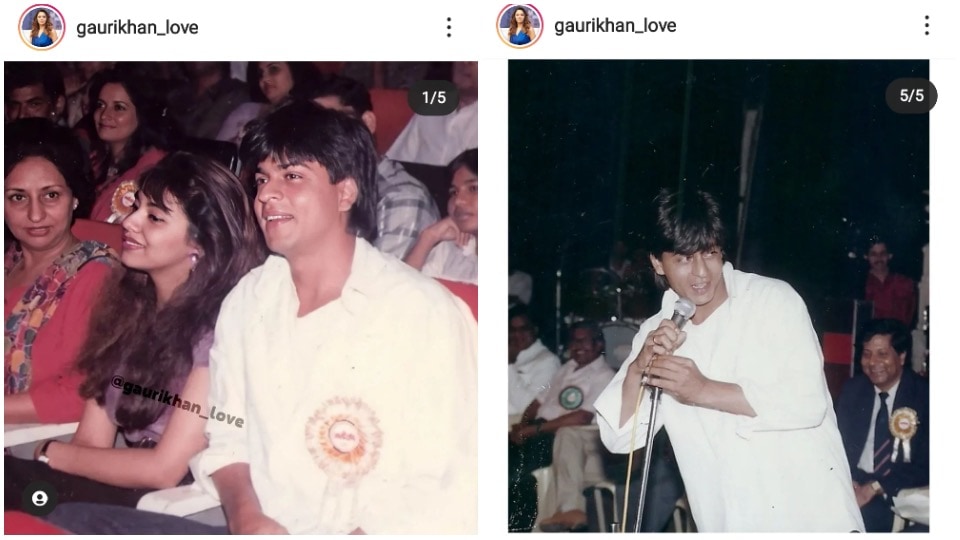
[90,148,167,223]
[3,262,113,423]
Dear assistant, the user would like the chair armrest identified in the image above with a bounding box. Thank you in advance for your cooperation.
[136,483,220,517]
[4,423,79,448]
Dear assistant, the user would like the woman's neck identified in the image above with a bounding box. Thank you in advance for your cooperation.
[14,234,79,276]
[108,141,128,164]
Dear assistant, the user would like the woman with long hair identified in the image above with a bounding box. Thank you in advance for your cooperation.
[29,9,58,47]
[508,7,536,46]
[4,152,267,509]
[87,68,179,223]
[216,61,323,145]
[5,119,118,425]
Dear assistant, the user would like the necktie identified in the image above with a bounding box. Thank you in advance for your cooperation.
[873,391,892,475]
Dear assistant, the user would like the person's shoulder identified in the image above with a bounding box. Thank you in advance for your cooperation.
[732,266,804,304]
[838,373,873,399]
[220,255,284,306]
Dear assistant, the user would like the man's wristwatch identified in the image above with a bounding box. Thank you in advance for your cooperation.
[36,440,54,465]
[869,480,883,495]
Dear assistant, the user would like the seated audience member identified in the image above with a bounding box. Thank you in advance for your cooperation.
[5,152,266,510]
[509,321,616,532]
[403,148,478,284]
[5,63,66,124]
[864,238,917,327]
[386,61,478,166]
[87,69,177,223]
[836,318,929,532]
[4,119,117,425]
[508,304,560,417]
[216,61,321,146]
[45,102,477,534]
[509,270,534,307]
[295,74,441,259]
[166,62,248,140]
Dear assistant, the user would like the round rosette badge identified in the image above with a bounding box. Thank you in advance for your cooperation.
[559,386,584,410]
[305,397,383,486]
[889,407,919,463]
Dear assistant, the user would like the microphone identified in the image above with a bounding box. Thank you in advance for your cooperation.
[670,297,697,331]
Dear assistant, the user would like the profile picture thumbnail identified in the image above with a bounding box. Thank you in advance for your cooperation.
[498,4,542,49]
[19,4,64,50]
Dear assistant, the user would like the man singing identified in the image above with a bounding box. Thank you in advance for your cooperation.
[593,188,863,532]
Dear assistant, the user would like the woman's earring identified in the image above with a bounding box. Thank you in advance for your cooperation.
[72,200,79,210]
[190,253,199,268]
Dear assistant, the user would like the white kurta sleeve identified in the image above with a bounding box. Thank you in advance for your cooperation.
[594,331,662,453]
[358,289,478,534]
[734,285,830,438]
[191,284,251,498]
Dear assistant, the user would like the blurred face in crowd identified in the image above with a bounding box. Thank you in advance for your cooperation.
[4,156,77,254]
[253,156,356,259]
[94,82,139,150]
[568,327,603,367]
[448,165,478,236]
[861,333,905,392]
[258,62,294,105]
[508,314,537,362]
[452,61,478,101]
[121,190,197,287]
[5,84,60,123]
[866,242,891,276]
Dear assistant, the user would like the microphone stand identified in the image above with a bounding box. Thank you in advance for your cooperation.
[633,384,662,532]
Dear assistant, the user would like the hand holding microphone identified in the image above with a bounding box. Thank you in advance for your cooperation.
[633,298,710,405]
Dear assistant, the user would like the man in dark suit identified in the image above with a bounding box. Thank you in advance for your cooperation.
[836,318,929,532]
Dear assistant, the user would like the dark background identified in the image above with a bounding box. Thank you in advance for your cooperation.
[509,60,929,350]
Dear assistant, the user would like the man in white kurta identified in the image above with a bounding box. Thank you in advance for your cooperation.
[508,306,561,417]
[193,102,477,534]
[594,262,863,532]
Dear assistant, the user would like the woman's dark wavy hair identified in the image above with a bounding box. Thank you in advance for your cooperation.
[245,62,323,104]
[240,101,378,241]
[77,151,267,430]
[648,188,726,289]
[89,66,179,189]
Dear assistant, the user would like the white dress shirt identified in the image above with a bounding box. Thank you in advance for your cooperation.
[508,339,560,415]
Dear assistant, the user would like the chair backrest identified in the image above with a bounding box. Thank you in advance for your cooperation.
[436,278,478,321]
[179,137,241,176]
[72,218,123,253]
[370,88,414,156]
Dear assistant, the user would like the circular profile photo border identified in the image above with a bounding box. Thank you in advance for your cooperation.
[19,4,65,51]
[497,4,543,49]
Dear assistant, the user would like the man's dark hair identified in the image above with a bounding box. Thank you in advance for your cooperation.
[648,188,726,289]
[239,101,378,241]
[448,148,478,178]
[859,318,911,356]
[569,320,604,350]
[293,74,373,117]
[5,63,65,102]
[508,302,536,331]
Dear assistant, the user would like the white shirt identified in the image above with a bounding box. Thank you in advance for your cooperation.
[386,101,478,166]
[857,378,901,474]
[593,263,864,532]
[192,239,477,534]
[537,357,615,421]
[421,237,478,285]
[508,340,561,415]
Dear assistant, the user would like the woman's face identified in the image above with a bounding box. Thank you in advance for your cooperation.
[447,165,478,235]
[94,83,139,146]
[121,190,197,284]
[4,156,77,254]
[36,11,48,26]
[258,62,295,105]
[514,9,526,24]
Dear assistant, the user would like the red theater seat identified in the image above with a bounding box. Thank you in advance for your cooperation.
[72,218,123,253]
[4,511,69,534]
[437,279,478,321]
[370,88,414,156]
[822,332,853,402]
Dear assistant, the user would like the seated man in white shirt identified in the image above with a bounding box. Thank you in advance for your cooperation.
[403,148,478,284]
[42,102,478,535]
[508,321,615,532]
[386,61,478,167]
[508,303,560,419]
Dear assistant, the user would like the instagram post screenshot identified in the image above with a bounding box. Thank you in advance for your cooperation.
[498,1,954,536]
[3,0,480,534]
